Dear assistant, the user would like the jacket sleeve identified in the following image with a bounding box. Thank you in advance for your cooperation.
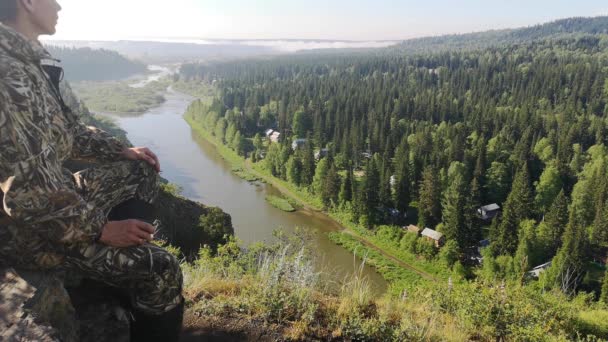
[0,80,106,244]
[69,117,128,163]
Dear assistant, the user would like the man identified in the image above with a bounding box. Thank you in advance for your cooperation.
[0,0,183,341]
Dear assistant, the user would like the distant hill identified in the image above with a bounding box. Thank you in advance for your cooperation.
[390,16,608,54]
[45,46,147,81]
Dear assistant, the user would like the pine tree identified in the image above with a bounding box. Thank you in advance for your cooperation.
[592,200,608,248]
[394,150,411,215]
[322,163,341,209]
[312,158,329,195]
[301,137,316,187]
[418,166,441,229]
[548,207,589,293]
[510,163,533,222]
[538,189,569,257]
[441,173,466,253]
[364,159,381,225]
[534,163,563,215]
[339,167,354,205]
[514,220,539,278]
[286,156,302,186]
[378,157,393,210]
[601,268,608,305]
[492,164,533,255]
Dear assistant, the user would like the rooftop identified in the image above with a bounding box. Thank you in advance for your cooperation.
[421,228,444,241]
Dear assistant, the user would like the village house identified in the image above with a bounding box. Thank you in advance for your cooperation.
[270,131,281,143]
[314,148,329,160]
[265,129,275,138]
[478,203,501,221]
[361,152,372,159]
[292,138,307,150]
[527,261,552,278]
[421,228,445,247]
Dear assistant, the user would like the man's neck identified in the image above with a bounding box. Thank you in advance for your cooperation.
[5,20,40,42]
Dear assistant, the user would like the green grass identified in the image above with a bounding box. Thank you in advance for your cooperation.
[231,167,260,182]
[328,232,425,294]
[173,81,217,102]
[266,196,296,212]
[328,212,451,281]
[577,310,608,338]
[73,79,169,113]
[180,234,604,341]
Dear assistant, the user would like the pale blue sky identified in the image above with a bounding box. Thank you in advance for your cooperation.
[51,0,608,41]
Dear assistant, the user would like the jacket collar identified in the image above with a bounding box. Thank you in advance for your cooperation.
[0,23,51,63]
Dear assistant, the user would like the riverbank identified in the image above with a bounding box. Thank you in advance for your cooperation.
[72,79,169,114]
[183,109,449,293]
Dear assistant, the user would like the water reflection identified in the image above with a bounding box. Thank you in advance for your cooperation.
[98,87,388,294]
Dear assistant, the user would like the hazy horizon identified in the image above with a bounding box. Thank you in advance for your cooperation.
[43,0,607,42]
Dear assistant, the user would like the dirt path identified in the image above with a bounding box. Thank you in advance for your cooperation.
[244,160,322,213]
[343,230,439,282]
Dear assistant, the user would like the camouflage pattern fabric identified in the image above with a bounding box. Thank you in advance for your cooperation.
[0,23,182,314]
[0,23,127,268]
[63,161,182,314]
[64,241,183,315]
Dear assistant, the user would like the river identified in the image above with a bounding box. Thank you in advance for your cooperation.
[96,82,388,293]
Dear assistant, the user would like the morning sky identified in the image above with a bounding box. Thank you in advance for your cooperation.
[50,0,608,41]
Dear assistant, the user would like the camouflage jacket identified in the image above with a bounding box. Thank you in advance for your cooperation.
[0,24,126,268]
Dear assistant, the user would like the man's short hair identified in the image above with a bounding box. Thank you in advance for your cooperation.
[0,0,18,22]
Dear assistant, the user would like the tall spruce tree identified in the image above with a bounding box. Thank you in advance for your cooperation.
[301,137,316,187]
[394,150,411,214]
[418,166,442,228]
[322,163,341,209]
[491,164,533,255]
[548,207,589,293]
[538,189,569,257]
[364,159,381,225]
[339,167,354,206]
[601,268,608,305]
[441,173,467,253]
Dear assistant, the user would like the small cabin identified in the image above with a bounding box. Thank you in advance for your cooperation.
[314,148,329,160]
[265,129,275,138]
[405,225,421,235]
[292,139,307,150]
[527,261,552,278]
[421,228,445,248]
[478,204,501,221]
[269,132,281,143]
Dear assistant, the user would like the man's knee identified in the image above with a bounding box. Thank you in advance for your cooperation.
[122,160,159,203]
[148,246,183,289]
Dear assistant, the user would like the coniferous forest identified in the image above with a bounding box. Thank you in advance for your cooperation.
[175,17,608,339]
[46,45,147,81]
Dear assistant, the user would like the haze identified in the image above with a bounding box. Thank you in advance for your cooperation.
[47,0,607,42]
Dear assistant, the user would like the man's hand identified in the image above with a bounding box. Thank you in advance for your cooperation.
[99,220,156,247]
[122,147,160,172]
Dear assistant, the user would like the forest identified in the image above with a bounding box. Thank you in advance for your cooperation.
[178,16,608,304]
[46,45,147,81]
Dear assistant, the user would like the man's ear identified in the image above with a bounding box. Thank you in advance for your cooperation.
[17,0,36,13]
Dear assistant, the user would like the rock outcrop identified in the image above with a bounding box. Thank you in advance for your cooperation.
[0,268,75,342]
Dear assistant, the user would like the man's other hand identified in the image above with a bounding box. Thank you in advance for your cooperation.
[122,147,161,172]
[99,220,156,247]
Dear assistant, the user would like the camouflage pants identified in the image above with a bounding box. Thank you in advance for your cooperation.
[62,160,183,315]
